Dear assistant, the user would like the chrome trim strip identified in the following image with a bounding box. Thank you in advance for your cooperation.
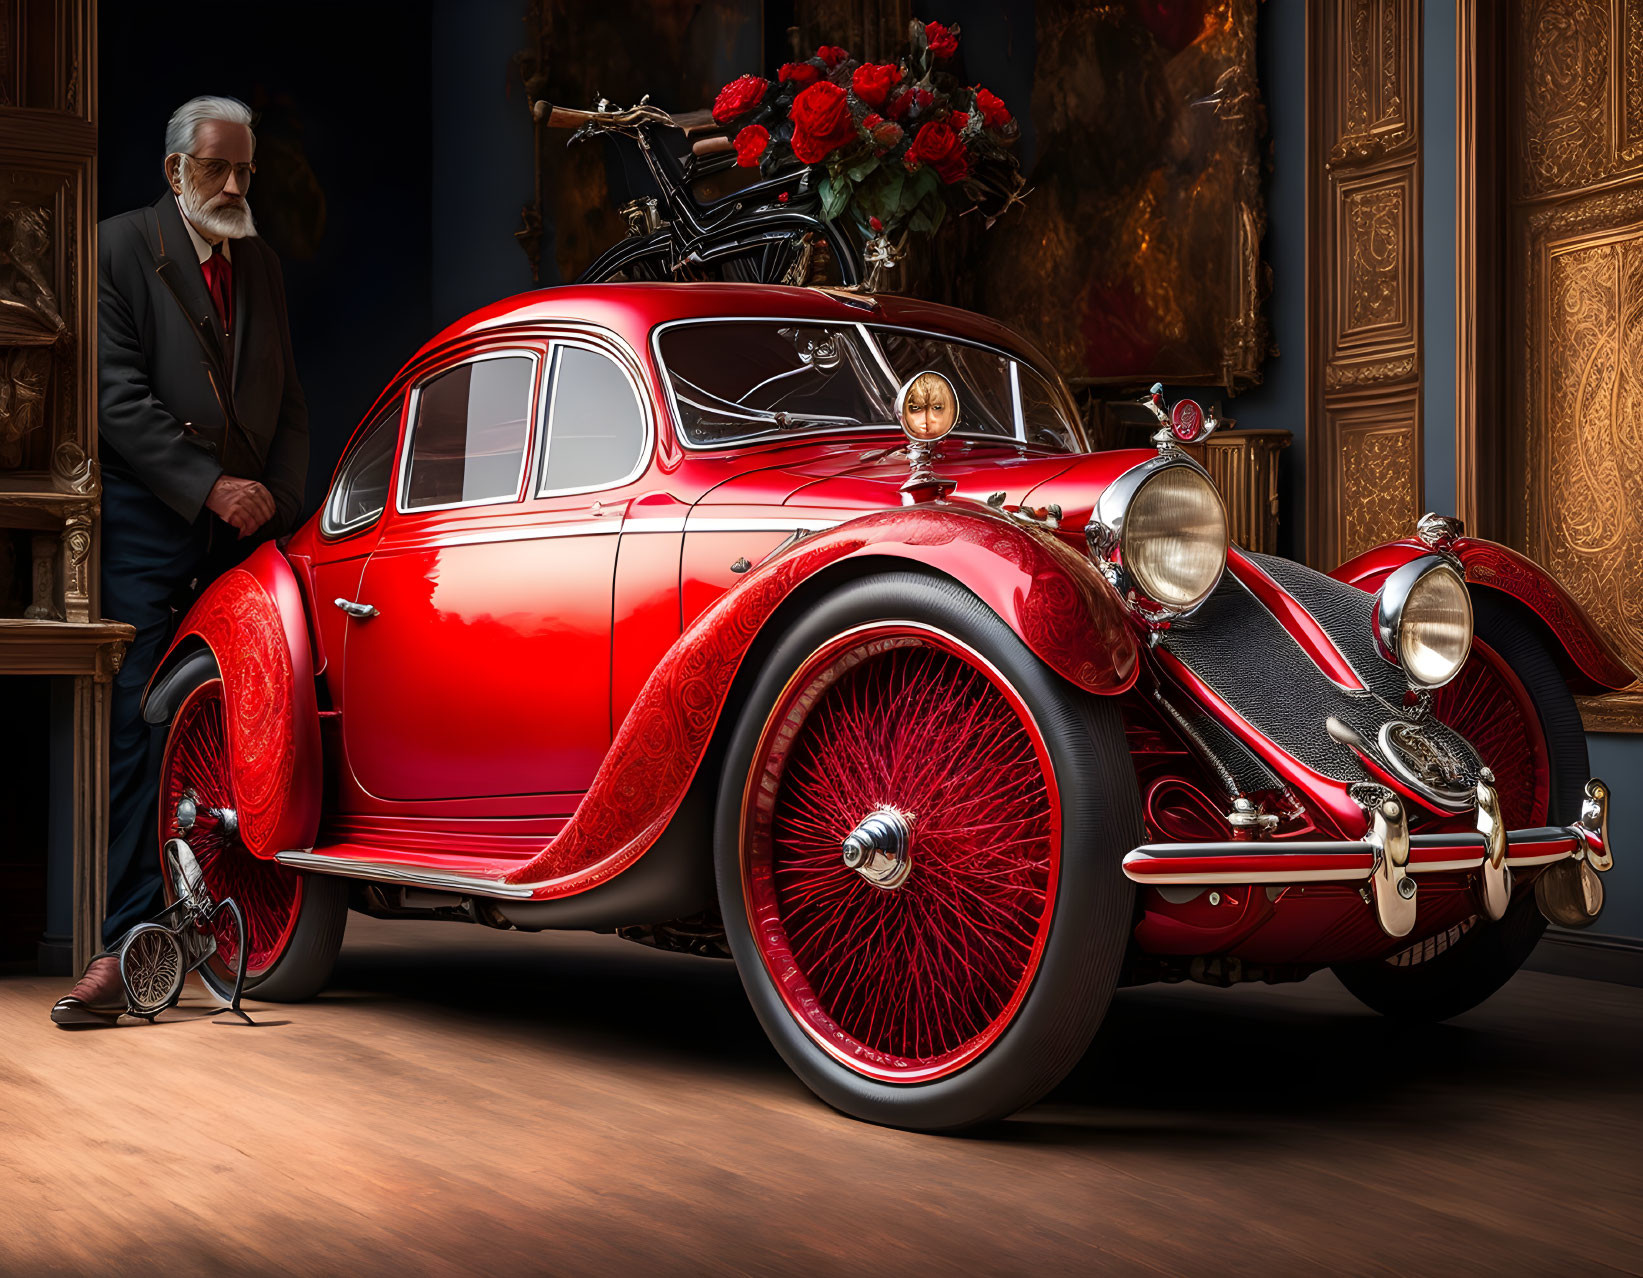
[618,516,842,535]
[688,515,841,533]
[275,850,538,899]
[425,520,622,548]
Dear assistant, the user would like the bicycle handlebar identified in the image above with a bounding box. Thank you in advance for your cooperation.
[532,100,724,137]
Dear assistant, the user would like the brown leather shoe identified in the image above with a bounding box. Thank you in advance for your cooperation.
[50,955,124,1026]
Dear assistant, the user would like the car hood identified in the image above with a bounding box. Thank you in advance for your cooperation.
[695,440,1160,529]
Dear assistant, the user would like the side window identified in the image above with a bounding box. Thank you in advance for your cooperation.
[401,354,535,511]
[322,402,400,536]
[538,345,648,493]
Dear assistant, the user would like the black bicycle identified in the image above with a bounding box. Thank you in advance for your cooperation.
[533,97,863,287]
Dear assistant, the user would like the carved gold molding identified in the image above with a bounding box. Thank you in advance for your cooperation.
[0,0,118,966]
[1451,0,1643,731]
[1308,0,1423,569]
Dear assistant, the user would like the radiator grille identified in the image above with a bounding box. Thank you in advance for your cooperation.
[1161,567,1481,791]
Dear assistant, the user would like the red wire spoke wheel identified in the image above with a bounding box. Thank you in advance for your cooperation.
[1427,637,1550,829]
[157,675,347,1002]
[159,679,303,981]
[743,625,1060,1083]
[716,573,1139,1131]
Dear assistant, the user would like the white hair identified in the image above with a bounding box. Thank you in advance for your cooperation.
[164,95,255,157]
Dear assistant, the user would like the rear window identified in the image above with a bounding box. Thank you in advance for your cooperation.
[657,321,1083,451]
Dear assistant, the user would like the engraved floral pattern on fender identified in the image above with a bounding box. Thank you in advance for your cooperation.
[1458,541,1637,691]
[504,507,1138,893]
[172,568,297,857]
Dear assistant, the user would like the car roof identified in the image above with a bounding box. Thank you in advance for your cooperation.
[412,282,1052,371]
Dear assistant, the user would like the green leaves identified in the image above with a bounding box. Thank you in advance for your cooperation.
[819,173,852,222]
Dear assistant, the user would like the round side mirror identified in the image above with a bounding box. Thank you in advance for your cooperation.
[896,370,960,443]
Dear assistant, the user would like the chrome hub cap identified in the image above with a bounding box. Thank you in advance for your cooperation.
[840,808,913,890]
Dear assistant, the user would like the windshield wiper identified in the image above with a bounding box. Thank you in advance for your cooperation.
[769,411,862,429]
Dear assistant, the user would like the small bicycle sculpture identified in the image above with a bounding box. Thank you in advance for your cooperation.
[94,802,254,1024]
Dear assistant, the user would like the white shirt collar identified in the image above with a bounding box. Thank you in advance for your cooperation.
[175,196,231,265]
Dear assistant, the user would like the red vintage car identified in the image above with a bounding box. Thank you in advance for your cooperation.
[143,282,1630,1130]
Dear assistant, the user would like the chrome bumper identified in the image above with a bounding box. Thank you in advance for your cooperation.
[1122,778,1613,939]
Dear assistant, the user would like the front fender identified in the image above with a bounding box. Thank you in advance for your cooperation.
[1332,536,1636,694]
[501,503,1138,897]
[142,543,322,859]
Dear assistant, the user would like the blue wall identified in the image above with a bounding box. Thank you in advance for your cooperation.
[1219,6,1310,561]
[431,0,537,330]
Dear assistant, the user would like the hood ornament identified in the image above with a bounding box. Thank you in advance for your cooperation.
[1140,382,1219,452]
[897,370,959,504]
[1415,511,1465,552]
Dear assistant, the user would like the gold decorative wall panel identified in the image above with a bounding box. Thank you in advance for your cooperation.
[1308,0,1423,568]
[1336,409,1420,560]
[1515,190,1643,727]
[1490,0,1643,729]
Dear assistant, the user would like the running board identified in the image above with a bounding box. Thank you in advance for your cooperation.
[274,850,536,899]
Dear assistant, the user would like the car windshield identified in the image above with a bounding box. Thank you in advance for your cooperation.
[657,320,1083,452]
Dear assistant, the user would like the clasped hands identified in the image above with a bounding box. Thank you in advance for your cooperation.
[206,475,276,537]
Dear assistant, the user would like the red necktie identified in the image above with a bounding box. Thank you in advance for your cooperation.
[201,243,233,334]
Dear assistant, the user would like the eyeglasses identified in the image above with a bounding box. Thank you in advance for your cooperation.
[177,153,256,189]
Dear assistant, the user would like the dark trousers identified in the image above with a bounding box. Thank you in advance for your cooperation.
[100,472,254,948]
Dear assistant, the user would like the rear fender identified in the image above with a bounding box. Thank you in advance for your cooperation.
[1332,536,1637,694]
[142,542,322,859]
[501,503,1138,897]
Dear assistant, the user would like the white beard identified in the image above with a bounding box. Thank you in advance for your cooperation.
[179,165,257,240]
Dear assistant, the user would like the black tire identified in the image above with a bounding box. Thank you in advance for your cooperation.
[1332,592,1589,1022]
[157,663,347,1004]
[714,572,1141,1131]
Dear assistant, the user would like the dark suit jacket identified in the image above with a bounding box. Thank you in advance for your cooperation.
[99,192,308,532]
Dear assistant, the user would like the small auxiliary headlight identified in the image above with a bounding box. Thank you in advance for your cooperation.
[1376,556,1473,690]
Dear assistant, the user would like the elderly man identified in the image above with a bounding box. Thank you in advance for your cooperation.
[52,95,308,1023]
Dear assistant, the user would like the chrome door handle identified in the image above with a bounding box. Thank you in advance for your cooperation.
[333,597,379,619]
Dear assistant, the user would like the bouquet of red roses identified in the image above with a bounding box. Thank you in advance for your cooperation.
[709,18,1025,275]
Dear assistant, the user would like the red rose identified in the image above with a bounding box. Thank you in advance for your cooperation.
[925,20,959,60]
[974,87,1011,130]
[911,119,968,183]
[712,74,767,124]
[869,215,884,232]
[777,191,790,203]
[948,109,970,133]
[734,124,769,167]
[869,119,903,149]
[863,112,883,128]
[851,61,901,109]
[778,62,821,88]
[789,80,857,163]
[817,45,850,69]
[887,86,932,122]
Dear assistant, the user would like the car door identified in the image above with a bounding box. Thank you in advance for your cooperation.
[339,338,650,802]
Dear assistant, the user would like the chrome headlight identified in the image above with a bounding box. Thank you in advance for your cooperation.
[1088,458,1229,616]
[1376,556,1473,689]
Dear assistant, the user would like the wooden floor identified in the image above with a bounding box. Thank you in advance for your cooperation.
[1,914,1639,1277]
